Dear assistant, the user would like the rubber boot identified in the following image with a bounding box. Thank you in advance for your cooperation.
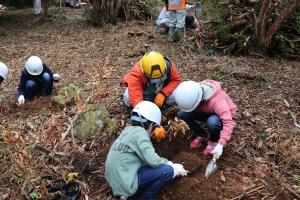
[168,27,176,43]
[175,28,185,42]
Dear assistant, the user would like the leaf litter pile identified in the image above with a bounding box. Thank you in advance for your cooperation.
[0,8,299,200]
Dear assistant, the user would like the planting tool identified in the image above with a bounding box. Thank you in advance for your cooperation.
[205,154,218,178]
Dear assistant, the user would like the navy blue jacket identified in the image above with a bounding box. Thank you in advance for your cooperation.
[18,64,53,96]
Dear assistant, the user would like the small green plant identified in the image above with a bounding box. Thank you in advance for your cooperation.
[209,71,222,81]
[292,175,300,186]
[258,130,267,140]
[29,189,41,199]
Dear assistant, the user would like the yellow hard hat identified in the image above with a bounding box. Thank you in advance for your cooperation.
[140,51,167,79]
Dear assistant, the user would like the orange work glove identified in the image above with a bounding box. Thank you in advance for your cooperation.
[153,127,166,140]
[154,92,166,107]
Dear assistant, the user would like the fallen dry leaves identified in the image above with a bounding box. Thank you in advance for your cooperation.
[0,7,299,200]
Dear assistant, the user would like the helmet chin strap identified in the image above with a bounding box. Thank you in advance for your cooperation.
[138,114,145,129]
[138,114,156,136]
[201,87,205,101]
[147,123,156,137]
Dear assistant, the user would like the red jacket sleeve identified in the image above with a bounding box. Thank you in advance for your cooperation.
[161,65,181,97]
[122,64,145,107]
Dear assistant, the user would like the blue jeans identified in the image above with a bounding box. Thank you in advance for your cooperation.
[178,110,223,142]
[136,164,173,200]
[24,72,53,99]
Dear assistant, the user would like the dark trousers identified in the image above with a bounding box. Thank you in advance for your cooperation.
[24,72,53,99]
[178,110,223,142]
[136,164,173,200]
[0,76,3,85]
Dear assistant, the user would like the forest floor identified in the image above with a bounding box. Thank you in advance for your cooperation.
[0,6,299,200]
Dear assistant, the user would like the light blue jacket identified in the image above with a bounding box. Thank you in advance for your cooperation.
[105,126,168,196]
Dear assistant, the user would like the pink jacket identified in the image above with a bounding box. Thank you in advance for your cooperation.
[198,80,237,145]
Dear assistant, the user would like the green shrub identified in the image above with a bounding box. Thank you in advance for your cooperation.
[201,0,230,22]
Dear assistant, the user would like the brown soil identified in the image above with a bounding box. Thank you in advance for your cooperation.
[153,138,249,200]
[0,6,299,200]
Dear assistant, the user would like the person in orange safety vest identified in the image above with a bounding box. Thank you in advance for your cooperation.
[164,0,187,42]
[121,51,181,109]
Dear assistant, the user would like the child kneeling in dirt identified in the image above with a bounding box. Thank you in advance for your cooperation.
[17,56,60,105]
[156,5,199,34]
[105,101,187,200]
[0,62,9,103]
[121,51,181,110]
[174,80,237,159]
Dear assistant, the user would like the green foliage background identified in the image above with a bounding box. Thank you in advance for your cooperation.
[1,0,33,8]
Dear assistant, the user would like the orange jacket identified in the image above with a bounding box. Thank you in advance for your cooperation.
[166,0,186,11]
[122,58,181,107]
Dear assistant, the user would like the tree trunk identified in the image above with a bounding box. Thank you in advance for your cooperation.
[92,0,121,25]
[256,0,300,51]
[256,0,271,38]
[42,0,49,16]
[264,0,300,49]
[91,0,152,26]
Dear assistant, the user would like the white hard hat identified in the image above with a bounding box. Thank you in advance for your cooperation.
[25,56,43,76]
[0,62,9,79]
[131,101,162,125]
[175,81,203,112]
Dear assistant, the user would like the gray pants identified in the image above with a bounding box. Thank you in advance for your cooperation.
[123,88,176,108]
[168,9,187,28]
[33,0,41,15]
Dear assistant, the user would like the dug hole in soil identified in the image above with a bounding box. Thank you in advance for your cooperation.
[0,6,299,200]
[72,124,258,200]
[71,134,245,200]
[153,137,242,200]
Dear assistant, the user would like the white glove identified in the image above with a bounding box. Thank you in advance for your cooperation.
[18,95,25,105]
[53,73,60,82]
[167,161,187,178]
[211,143,224,159]
[174,163,188,177]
